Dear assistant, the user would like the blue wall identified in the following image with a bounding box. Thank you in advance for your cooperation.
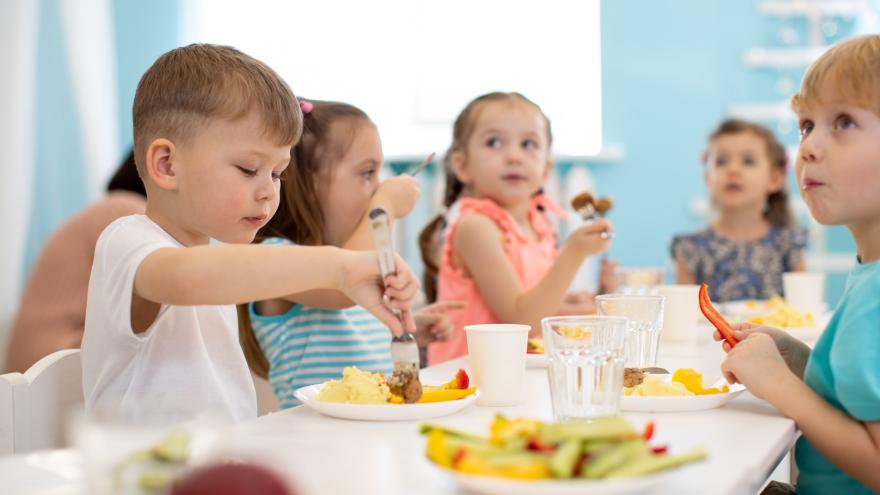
[23,1,864,306]
[23,0,179,276]
[596,1,859,306]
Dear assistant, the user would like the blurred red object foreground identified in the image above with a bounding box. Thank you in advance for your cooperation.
[171,462,293,495]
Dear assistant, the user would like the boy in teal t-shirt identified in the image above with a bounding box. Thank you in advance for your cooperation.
[716,35,880,494]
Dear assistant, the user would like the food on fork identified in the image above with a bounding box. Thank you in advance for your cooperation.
[594,197,613,215]
[571,192,614,239]
[570,192,614,220]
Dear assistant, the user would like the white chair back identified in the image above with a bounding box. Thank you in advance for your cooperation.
[19,349,83,453]
[0,371,26,456]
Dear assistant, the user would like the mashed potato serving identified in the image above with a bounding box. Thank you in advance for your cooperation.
[622,375,694,397]
[316,367,391,404]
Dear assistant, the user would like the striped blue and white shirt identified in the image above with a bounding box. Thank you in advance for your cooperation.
[249,238,393,409]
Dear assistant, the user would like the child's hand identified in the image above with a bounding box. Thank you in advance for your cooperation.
[562,219,613,258]
[713,322,811,378]
[414,301,465,345]
[339,250,420,336]
[374,175,421,218]
[721,332,798,401]
[598,258,620,294]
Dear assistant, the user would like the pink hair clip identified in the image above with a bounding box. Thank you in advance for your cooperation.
[300,100,313,114]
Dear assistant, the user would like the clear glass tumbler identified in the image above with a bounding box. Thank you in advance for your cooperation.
[595,294,665,368]
[541,315,628,420]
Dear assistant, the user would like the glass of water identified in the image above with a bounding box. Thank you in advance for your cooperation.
[541,315,628,420]
[595,294,665,368]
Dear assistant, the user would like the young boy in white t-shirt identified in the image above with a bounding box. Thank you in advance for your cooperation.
[81,44,419,423]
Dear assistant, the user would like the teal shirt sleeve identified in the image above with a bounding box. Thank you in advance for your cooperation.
[831,269,880,421]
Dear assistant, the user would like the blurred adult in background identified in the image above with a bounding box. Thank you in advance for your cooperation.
[4,151,146,372]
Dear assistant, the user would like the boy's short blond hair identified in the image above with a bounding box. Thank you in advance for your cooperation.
[133,44,302,176]
[791,35,880,115]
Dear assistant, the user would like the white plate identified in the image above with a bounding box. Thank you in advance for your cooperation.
[293,384,477,421]
[621,384,746,412]
[447,468,667,495]
[526,353,547,368]
[721,299,829,321]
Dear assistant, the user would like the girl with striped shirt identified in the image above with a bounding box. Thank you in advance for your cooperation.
[238,100,459,409]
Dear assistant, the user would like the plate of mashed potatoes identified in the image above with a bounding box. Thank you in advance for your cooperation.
[620,369,745,413]
[294,367,477,421]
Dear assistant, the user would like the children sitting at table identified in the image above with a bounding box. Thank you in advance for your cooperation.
[81,44,420,423]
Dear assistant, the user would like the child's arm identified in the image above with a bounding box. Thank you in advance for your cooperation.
[722,334,880,491]
[134,244,418,334]
[277,175,421,310]
[453,213,611,337]
[674,257,696,284]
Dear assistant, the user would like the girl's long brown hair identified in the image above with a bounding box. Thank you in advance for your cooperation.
[238,100,372,379]
[417,92,552,303]
[704,119,793,227]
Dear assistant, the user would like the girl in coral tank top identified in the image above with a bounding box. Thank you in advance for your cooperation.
[420,92,613,365]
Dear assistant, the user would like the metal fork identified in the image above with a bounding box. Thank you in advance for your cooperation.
[368,208,421,372]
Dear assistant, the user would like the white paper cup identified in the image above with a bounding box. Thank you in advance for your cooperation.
[783,272,825,312]
[465,324,530,406]
[656,285,702,344]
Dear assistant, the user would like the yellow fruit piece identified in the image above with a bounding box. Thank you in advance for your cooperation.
[499,458,551,479]
[456,451,500,476]
[419,388,476,403]
[672,368,729,395]
[455,451,550,479]
[426,430,452,467]
[389,387,476,404]
[490,416,542,446]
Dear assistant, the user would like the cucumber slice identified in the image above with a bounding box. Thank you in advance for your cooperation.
[583,440,648,478]
[549,440,582,478]
[606,447,707,478]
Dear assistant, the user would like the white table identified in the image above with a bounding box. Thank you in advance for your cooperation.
[0,339,797,495]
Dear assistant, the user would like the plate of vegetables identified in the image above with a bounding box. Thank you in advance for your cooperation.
[421,416,705,495]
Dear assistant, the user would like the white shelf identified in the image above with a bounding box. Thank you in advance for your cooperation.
[387,144,626,165]
[757,0,871,16]
[728,101,797,123]
[744,46,828,68]
[555,144,626,164]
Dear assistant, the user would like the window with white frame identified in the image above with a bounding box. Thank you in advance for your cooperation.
[182,0,602,158]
